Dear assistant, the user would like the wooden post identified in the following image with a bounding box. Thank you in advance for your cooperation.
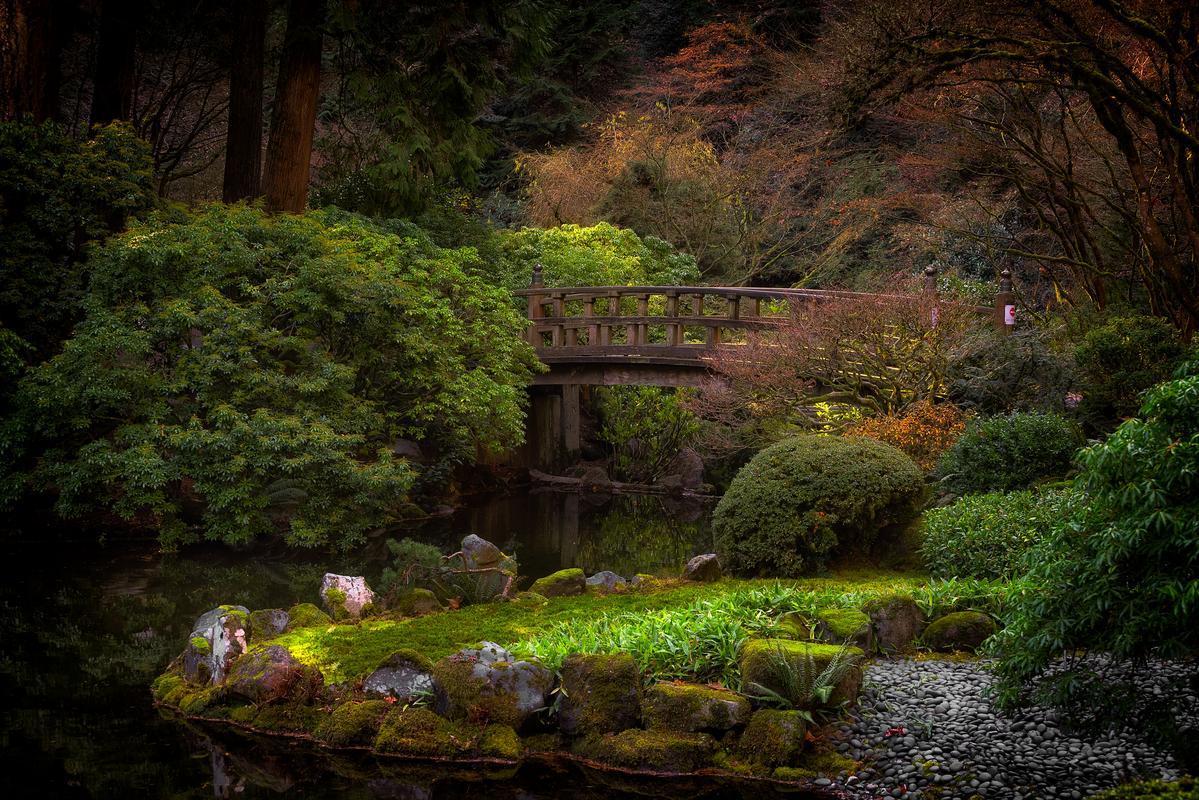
[527,263,544,346]
[561,384,581,457]
[636,294,649,345]
[995,269,1015,333]
[924,265,939,327]
[665,291,681,346]
[550,291,564,347]
[584,296,598,345]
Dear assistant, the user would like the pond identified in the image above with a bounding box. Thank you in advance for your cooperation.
[2,490,808,799]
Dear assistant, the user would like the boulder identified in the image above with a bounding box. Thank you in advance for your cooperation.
[642,682,751,733]
[814,608,874,651]
[574,729,717,772]
[682,553,722,582]
[558,653,642,736]
[373,707,472,757]
[671,447,706,490]
[363,650,436,703]
[737,709,808,768]
[529,568,585,598]
[740,639,863,708]
[183,605,251,685]
[315,700,390,746]
[585,571,627,592]
[478,724,522,760]
[432,642,553,729]
[320,574,377,620]
[775,611,813,639]
[461,534,503,570]
[225,644,323,704]
[578,465,611,490]
[392,588,442,616]
[284,602,332,631]
[861,594,925,654]
[392,438,423,460]
[923,611,998,652]
[248,609,290,640]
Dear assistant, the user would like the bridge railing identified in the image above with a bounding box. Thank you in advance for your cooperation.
[514,264,1009,357]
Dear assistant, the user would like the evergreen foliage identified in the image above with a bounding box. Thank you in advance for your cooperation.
[937,413,1083,495]
[1073,315,1185,428]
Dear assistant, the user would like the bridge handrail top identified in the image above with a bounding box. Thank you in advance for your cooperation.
[514,284,948,303]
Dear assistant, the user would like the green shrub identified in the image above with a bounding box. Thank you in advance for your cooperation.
[948,328,1077,415]
[1074,314,1184,428]
[992,352,1199,771]
[713,435,926,576]
[1089,778,1198,800]
[921,489,1079,580]
[596,386,700,483]
[2,205,539,548]
[937,412,1083,494]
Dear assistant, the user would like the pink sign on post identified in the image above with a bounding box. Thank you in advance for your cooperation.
[1004,304,1016,326]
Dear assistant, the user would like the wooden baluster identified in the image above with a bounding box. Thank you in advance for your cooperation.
[551,291,564,347]
[601,291,618,346]
[636,294,649,345]
[691,293,704,346]
[527,263,544,347]
[749,296,760,319]
[584,296,597,345]
[665,291,681,346]
[566,324,578,347]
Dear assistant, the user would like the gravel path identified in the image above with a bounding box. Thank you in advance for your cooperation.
[814,658,1195,800]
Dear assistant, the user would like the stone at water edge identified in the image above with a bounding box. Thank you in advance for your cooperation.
[862,594,926,654]
[363,650,436,703]
[578,465,611,489]
[642,682,751,734]
[737,709,808,768]
[529,567,585,597]
[671,447,705,490]
[432,642,553,729]
[225,644,323,704]
[683,553,721,582]
[461,534,503,570]
[248,608,290,640]
[585,571,627,592]
[183,605,251,685]
[320,573,376,620]
[558,653,642,736]
[922,610,999,652]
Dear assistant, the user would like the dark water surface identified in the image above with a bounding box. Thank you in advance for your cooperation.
[1,491,801,799]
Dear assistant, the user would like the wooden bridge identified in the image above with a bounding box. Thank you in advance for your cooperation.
[513,264,1015,468]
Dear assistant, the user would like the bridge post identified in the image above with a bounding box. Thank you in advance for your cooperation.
[923,265,939,327]
[527,263,545,346]
[995,269,1015,334]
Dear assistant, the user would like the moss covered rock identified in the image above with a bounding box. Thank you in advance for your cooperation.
[182,605,251,685]
[1088,777,1199,800]
[775,611,813,639]
[225,644,324,705]
[642,682,751,733]
[861,594,924,654]
[922,611,998,652]
[320,573,377,620]
[249,702,328,733]
[363,649,436,703]
[432,642,552,729]
[740,639,863,708]
[478,724,522,760]
[284,602,332,631]
[315,700,390,746]
[558,653,642,736]
[737,709,807,768]
[528,568,585,597]
[814,609,873,651]
[574,729,717,772]
[373,707,473,757]
[392,588,442,616]
[248,609,290,640]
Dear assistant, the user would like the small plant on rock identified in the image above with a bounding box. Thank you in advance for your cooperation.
[742,640,860,720]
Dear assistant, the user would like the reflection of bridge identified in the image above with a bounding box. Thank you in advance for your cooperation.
[514,264,1013,467]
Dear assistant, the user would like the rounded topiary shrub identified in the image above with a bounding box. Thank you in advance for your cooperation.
[936,412,1083,495]
[713,435,926,576]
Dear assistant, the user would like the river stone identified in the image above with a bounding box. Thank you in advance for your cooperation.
[815,608,874,651]
[225,644,323,704]
[461,534,503,570]
[558,653,642,735]
[683,553,722,582]
[671,447,705,489]
[642,682,751,733]
[183,605,251,685]
[320,573,376,620]
[862,594,925,654]
[585,571,627,592]
[432,642,553,729]
[737,709,808,768]
[364,650,436,702]
[248,609,290,640]
[529,568,585,597]
[923,610,998,652]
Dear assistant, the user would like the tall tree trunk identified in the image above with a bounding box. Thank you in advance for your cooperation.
[222,0,267,202]
[263,0,325,214]
[89,0,138,125]
[1,0,68,121]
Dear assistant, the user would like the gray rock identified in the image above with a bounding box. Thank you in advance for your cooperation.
[432,642,553,729]
[225,644,322,703]
[578,465,611,489]
[364,651,436,702]
[861,595,925,654]
[585,570,627,592]
[183,605,251,685]
[683,553,722,582]
[670,447,705,489]
[248,608,290,639]
[461,534,503,570]
[558,653,641,735]
[320,573,376,620]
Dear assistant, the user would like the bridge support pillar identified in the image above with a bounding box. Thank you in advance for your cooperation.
[525,384,582,470]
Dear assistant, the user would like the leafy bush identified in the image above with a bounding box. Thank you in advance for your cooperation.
[948,328,1077,415]
[1073,314,1184,428]
[0,120,155,360]
[921,489,1078,580]
[2,205,539,548]
[596,386,700,483]
[937,412,1083,494]
[380,537,516,606]
[845,401,968,471]
[713,435,926,576]
[991,352,1199,769]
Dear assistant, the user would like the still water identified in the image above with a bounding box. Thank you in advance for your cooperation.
[1,491,804,799]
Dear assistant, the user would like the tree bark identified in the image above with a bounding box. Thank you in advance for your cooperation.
[89,0,138,125]
[262,0,325,214]
[222,0,267,202]
[1,0,68,121]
